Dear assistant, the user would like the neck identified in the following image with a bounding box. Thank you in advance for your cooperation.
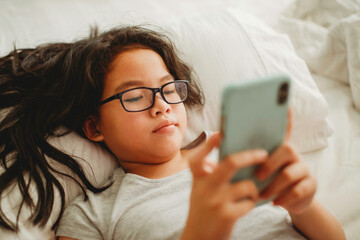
[119,151,189,179]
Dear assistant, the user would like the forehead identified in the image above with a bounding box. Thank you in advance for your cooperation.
[107,48,168,77]
[104,48,172,93]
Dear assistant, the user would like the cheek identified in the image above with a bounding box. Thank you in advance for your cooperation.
[97,108,140,145]
[177,105,187,134]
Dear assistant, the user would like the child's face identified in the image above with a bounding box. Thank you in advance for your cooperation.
[95,48,187,164]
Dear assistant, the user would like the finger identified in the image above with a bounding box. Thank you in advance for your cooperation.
[203,160,218,175]
[213,150,268,185]
[285,107,293,142]
[273,176,316,208]
[188,132,221,178]
[229,180,259,202]
[260,162,309,199]
[226,199,256,220]
[256,144,297,181]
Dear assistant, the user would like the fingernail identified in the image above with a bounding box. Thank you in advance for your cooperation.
[203,164,213,174]
[256,150,268,159]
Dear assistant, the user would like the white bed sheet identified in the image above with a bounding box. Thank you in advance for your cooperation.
[268,2,360,239]
[300,74,360,240]
[240,1,360,238]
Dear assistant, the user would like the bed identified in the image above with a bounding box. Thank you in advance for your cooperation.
[0,0,359,239]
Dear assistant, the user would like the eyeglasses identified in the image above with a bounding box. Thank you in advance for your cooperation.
[99,80,189,112]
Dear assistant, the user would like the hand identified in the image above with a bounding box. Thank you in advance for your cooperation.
[255,108,316,215]
[181,132,268,240]
[256,143,317,215]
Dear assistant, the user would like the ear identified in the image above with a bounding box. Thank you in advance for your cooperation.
[83,116,104,142]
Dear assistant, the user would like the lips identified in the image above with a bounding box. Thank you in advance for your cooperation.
[153,120,177,133]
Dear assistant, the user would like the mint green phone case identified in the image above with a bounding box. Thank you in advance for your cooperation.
[219,74,291,205]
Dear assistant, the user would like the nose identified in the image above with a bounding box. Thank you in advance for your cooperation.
[149,92,171,116]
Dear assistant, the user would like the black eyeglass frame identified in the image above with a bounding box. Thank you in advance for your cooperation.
[99,80,189,112]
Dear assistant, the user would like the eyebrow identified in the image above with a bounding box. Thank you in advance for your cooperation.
[113,74,174,93]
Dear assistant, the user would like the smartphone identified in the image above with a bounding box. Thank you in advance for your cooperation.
[219,74,291,204]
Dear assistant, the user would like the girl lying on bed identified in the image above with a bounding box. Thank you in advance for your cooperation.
[0,26,345,240]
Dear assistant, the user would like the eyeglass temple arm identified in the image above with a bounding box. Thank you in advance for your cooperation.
[100,95,119,105]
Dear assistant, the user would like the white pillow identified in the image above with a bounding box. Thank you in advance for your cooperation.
[166,9,333,153]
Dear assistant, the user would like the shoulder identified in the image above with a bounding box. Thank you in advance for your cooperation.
[56,168,125,238]
[63,168,125,220]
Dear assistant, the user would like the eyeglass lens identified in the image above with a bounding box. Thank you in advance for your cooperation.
[122,81,188,111]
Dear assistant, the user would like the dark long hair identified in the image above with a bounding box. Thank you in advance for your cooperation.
[0,25,204,232]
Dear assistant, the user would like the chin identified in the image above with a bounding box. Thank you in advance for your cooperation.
[149,127,185,154]
[153,139,182,157]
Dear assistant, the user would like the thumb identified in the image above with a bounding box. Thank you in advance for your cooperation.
[188,132,221,178]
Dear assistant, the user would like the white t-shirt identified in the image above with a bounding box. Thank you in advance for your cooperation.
[56,167,305,240]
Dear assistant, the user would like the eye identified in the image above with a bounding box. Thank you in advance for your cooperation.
[124,96,143,103]
[164,90,176,95]
[163,84,176,95]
